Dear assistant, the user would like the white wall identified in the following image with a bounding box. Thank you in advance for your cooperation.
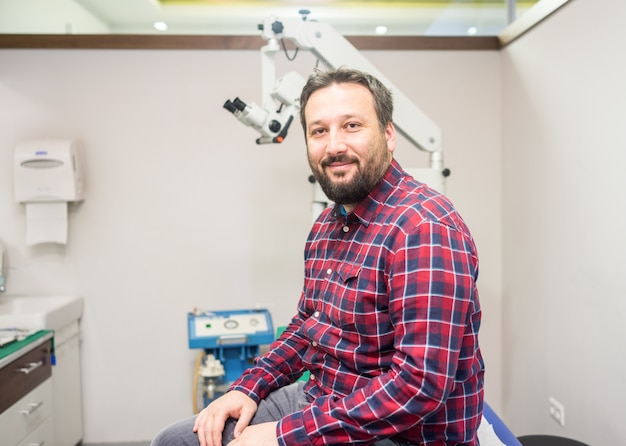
[501,0,626,443]
[0,47,502,442]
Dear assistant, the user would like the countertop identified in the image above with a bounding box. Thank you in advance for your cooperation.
[0,330,53,369]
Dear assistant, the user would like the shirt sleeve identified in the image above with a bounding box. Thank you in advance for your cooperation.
[276,221,480,445]
[229,304,312,403]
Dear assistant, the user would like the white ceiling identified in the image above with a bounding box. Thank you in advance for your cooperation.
[0,0,540,36]
[75,0,516,36]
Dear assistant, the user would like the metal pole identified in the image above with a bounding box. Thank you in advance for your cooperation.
[506,0,517,24]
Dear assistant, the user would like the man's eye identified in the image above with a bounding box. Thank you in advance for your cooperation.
[311,128,326,136]
[346,122,360,130]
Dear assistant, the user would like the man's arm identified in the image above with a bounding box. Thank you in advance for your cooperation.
[230,305,312,402]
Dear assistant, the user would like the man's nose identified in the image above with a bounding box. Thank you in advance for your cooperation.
[325,130,347,156]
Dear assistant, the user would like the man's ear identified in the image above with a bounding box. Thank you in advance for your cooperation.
[386,122,397,154]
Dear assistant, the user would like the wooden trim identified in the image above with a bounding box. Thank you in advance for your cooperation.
[0,34,500,51]
[348,36,500,51]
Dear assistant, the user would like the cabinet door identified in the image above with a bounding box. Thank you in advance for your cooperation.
[53,321,84,446]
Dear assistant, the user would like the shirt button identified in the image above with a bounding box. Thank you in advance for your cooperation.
[312,341,318,347]
[309,374,316,381]
[342,225,349,233]
[326,268,332,275]
[313,311,320,317]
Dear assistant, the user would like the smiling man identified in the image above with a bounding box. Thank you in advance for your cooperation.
[304,75,393,213]
[152,67,484,446]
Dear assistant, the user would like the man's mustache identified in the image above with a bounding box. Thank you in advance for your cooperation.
[321,155,358,168]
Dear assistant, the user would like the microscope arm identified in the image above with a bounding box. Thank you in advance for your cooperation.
[224,12,449,194]
[259,16,442,155]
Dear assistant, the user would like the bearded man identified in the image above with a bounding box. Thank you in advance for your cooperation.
[152,67,484,446]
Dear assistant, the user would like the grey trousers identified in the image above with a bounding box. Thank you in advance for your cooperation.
[151,382,406,446]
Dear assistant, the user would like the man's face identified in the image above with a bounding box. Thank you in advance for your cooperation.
[304,82,396,209]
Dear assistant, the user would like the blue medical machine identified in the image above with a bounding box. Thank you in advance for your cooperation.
[187,308,275,406]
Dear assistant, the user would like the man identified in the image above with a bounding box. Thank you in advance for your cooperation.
[152,67,484,446]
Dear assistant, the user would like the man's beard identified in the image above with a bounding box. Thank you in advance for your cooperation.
[308,142,390,206]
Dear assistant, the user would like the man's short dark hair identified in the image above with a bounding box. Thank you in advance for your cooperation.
[299,67,394,133]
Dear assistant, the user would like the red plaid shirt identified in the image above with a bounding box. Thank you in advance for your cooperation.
[231,159,484,445]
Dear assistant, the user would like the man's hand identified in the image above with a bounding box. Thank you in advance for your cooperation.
[227,422,279,446]
[193,390,258,446]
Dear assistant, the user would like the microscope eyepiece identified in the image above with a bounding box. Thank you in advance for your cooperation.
[223,100,237,113]
[232,97,247,111]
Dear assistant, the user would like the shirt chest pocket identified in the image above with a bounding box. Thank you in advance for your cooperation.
[322,262,362,328]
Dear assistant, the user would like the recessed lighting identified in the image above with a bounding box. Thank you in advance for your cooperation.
[467,26,478,36]
[375,25,388,35]
[154,21,168,32]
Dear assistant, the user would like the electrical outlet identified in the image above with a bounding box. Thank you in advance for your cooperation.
[549,397,565,427]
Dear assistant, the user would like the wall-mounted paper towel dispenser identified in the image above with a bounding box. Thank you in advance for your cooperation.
[14,138,84,203]
[13,138,85,246]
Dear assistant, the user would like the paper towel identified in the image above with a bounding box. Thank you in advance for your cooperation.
[25,202,68,246]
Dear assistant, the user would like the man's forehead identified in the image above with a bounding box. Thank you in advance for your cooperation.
[305,84,375,116]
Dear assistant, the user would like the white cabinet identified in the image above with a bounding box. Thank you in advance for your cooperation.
[0,336,54,446]
[2,380,55,446]
[0,379,54,446]
[0,295,84,445]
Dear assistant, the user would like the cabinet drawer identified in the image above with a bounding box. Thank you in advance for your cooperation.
[0,339,52,414]
[0,378,53,446]
[18,414,54,446]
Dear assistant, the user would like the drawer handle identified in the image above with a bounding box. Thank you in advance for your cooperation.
[16,360,43,374]
[20,401,44,416]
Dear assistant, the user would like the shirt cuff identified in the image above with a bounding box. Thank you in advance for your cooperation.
[229,371,277,404]
[277,411,314,446]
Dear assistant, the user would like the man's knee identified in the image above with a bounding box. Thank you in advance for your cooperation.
[151,427,189,446]
[151,416,198,446]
